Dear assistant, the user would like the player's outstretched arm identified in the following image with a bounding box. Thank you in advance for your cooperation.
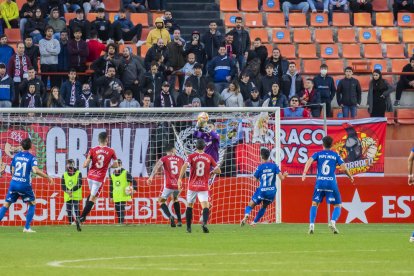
[211,166,221,176]
[32,166,53,185]
[278,171,289,181]
[408,152,414,185]
[83,154,91,168]
[339,164,354,184]
[302,157,314,181]
[177,163,189,191]
[147,160,162,184]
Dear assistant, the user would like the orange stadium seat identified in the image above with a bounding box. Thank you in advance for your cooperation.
[293,29,312,43]
[4,29,21,43]
[139,44,149,58]
[302,59,322,74]
[354,13,372,26]
[391,59,408,72]
[373,0,389,11]
[108,12,117,22]
[353,75,371,91]
[16,0,25,9]
[358,28,377,43]
[320,44,339,59]
[272,29,291,43]
[402,29,414,43]
[264,44,274,57]
[130,13,149,27]
[103,0,121,12]
[397,109,414,124]
[224,13,243,27]
[220,0,238,12]
[288,13,307,27]
[380,28,399,43]
[342,44,361,58]
[262,0,280,11]
[385,111,396,124]
[10,43,17,53]
[297,44,316,58]
[324,59,345,74]
[140,27,150,40]
[86,13,97,22]
[370,59,389,72]
[310,13,329,27]
[356,108,370,118]
[385,44,405,58]
[363,44,383,58]
[249,28,269,43]
[314,28,334,43]
[337,28,357,43]
[267,13,286,27]
[65,13,76,23]
[332,13,351,27]
[276,44,296,59]
[407,44,414,57]
[375,12,394,27]
[245,13,264,27]
[398,13,414,27]
[241,0,259,11]
[151,12,164,24]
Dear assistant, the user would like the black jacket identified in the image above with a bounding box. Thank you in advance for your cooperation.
[24,45,40,71]
[69,18,91,39]
[259,74,279,99]
[20,92,42,107]
[25,18,46,37]
[239,80,255,101]
[142,72,165,102]
[91,54,123,78]
[91,18,113,41]
[144,45,170,71]
[19,77,46,99]
[399,63,414,85]
[265,57,289,79]
[229,28,251,56]
[201,30,223,60]
[184,41,207,67]
[280,72,304,99]
[336,77,362,106]
[75,92,100,107]
[176,91,196,107]
[187,75,208,98]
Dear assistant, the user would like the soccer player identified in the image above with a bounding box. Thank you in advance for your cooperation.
[178,139,221,233]
[147,143,184,227]
[76,131,119,231]
[407,147,414,242]
[0,138,53,233]
[302,136,354,234]
[240,147,288,227]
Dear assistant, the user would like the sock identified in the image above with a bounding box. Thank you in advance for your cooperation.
[81,200,95,220]
[173,201,182,221]
[202,208,209,225]
[310,205,318,224]
[244,205,253,216]
[160,203,172,218]
[25,205,35,230]
[411,231,414,238]
[331,206,341,222]
[253,207,267,223]
[0,206,9,221]
[186,207,193,229]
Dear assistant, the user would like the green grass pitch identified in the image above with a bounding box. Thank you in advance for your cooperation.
[1,224,413,275]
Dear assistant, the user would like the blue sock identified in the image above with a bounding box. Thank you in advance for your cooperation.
[245,206,252,216]
[25,205,35,230]
[0,206,8,221]
[331,206,341,222]
[310,205,318,224]
[253,207,267,223]
[412,231,414,238]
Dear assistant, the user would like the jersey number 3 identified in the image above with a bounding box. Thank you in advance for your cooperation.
[96,154,105,169]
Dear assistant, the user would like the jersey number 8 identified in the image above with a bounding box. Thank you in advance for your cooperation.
[196,161,205,177]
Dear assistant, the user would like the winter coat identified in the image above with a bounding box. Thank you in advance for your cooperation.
[60,80,82,106]
[0,74,14,101]
[367,79,394,113]
[144,44,170,70]
[208,54,237,83]
[313,74,336,100]
[201,30,223,60]
[228,28,251,56]
[146,18,171,47]
[167,39,186,69]
[120,56,145,87]
[280,72,304,99]
[336,77,362,106]
[67,39,89,68]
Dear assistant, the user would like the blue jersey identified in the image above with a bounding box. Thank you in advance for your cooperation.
[312,150,344,188]
[254,162,281,193]
[10,151,38,187]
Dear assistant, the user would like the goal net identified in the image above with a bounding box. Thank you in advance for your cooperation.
[0,107,282,227]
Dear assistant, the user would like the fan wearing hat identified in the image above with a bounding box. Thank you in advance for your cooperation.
[245,87,264,107]
[154,81,175,107]
[183,30,207,68]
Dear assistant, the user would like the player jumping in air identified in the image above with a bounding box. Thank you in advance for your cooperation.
[76,131,119,231]
[241,147,288,227]
[178,139,221,234]
[0,138,53,232]
[407,147,414,242]
[302,136,354,234]
[148,143,184,227]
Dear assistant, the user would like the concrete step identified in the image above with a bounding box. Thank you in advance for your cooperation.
[387,125,414,140]
[167,3,219,11]
[173,10,221,19]
[385,157,408,175]
[385,140,413,157]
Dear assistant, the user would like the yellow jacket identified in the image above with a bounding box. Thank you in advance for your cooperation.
[0,1,19,28]
[146,17,171,47]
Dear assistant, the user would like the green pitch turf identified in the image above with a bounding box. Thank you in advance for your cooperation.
[0,224,413,275]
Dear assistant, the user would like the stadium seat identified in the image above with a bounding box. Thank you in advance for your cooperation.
[320,44,339,59]
[342,44,361,58]
[264,44,273,57]
[397,109,414,124]
[353,75,371,91]
[119,44,138,56]
[373,0,389,11]
[277,44,296,59]
[262,0,280,11]
[16,0,25,9]
[293,29,312,43]
[370,59,389,72]
[310,13,329,27]
[363,44,383,58]
[324,59,345,74]
[402,29,414,43]
[86,13,97,22]
[302,59,322,73]
[249,28,269,43]
[108,12,117,23]
[4,29,21,43]
[140,27,150,40]
[267,13,286,27]
[380,28,399,43]
[375,12,394,27]
[151,12,164,24]
[385,44,405,58]
[385,111,396,125]
[139,44,149,58]
[241,0,259,11]
[288,13,307,27]
[358,28,377,43]
[408,44,414,57]
[130,13,149,27]
[337,29,357,43]
[354,13,372,26]
[65,13,76,23]
[220,0,238,12]
[332,13,351,27]
[224,13,243,27]
[314,28,334,43]
[245,13,264,27]
[398,13,414,27]
[272,29,291,43]
[103,0,121,12]
[356,108,370,118]
[391,59,408,72]
[297,44,316,58]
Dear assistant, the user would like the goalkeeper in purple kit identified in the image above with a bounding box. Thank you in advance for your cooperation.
[193,121,220,163]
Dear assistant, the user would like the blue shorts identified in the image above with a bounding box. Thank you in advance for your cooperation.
[5,185,36,203]
[251,188,276,205]
[312,187,342,205]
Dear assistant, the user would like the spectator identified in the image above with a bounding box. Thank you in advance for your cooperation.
[154,81,175,107]
[142,62,164,102]
[167,29,186,91]
[95,64,123,106]
[0,0,19,31]
[147,0,165,11]
[58,29,70,72]
[282,0,310,25]
[24,8,46,44]
[144,38,169,71]
[228,17,250,71]
[120,90,140,108]
[336,67,361,118]
[201,82,221,107]
[245,87,265,107]
[87,30,106,62]
[146,17,171,47]
[187,63,208,98]
[308,0,329,13]
[83,1,106,14]
[69,8,91,40]
[0,34,14,66]
[301,78,321,117]
[67,28,89,72]
[243,54,261,87]
[154,52,169,79]
[281,61,304,99]
[191,97,201,108]
[0,62,13,107]
[75,82,100,107]
[162,10,179,35]
[259,63,279,99]
[262,83,288,108]
[24,36,39,71]
[313,64,336,117]
[221,80,244,107]
[179,52,197,87]
[141,94,152,108]
[349,0,372,14]
[39,26,61,88]
[40,0,65,16]
[202,23,223,75]
[177,81,196,107]
[367,69,393,117]
[238,71,255,101]
[393,0,414,23]
[123,0,146,13]
[60,69,81,107]
[19,0,38,40]
[64,0,83,12]
[282,96,312,118]
[20,83,42,108]
[92,43,122,79]
[91,8,114,43]
[265,48,289,81]
[45,86,65,107]
[112,9,143,44]
[120,46,145,100]
[395,56,414,106]
[19,66,46,100]
[47,8,66,39]
[108,96,120,107]
[224,32,234,59]
[184,30,207,68]
[328,0,349,24]
[208,45,237,95]
[251,38,268,75]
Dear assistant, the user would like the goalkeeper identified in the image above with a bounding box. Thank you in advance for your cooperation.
[193,116,220,163]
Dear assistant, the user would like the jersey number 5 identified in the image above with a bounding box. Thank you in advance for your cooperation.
[170,160,178,175]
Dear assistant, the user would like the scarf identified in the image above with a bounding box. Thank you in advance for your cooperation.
[14,55,29,83]
[80,92,92,108]
[69,82,76,106]
[160,92,174,108]
[28,93,36,108]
